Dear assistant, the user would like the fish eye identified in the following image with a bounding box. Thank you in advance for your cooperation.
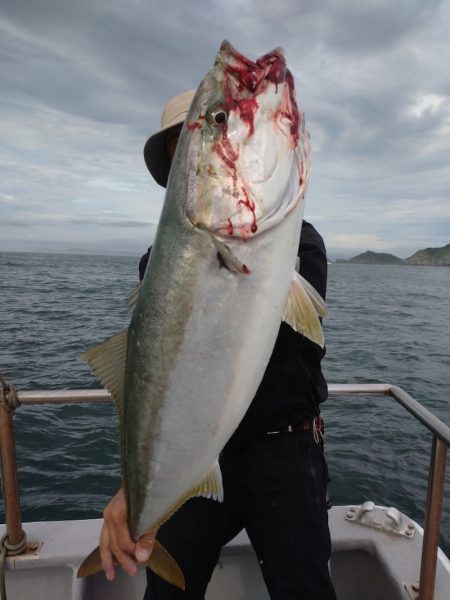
[207,105,228,127]
[213,110,227,125]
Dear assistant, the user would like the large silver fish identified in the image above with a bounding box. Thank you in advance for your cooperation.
[78,40,326,587]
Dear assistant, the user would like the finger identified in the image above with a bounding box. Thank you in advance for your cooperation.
[100,525,115,582]
[135,529,157,563]
[101,488,138,577]
[110,547,138,577]
[107,521,137,576]
[103,489,129,531]
[106,517,135,554]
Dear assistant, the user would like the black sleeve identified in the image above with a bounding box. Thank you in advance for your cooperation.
[139,247,152,281]
[298,221,327,301]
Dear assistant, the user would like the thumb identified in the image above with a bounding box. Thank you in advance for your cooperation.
[135,530,157,563]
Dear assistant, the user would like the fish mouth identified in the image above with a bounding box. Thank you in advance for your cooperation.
[218,40,288,96]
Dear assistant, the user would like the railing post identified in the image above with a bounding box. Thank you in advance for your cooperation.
[418,435,448,600]
[0,377,25,550]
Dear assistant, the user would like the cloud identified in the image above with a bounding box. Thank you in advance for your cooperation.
[0,0,449,256]
[407,94,448,118]
[326,233,389,249]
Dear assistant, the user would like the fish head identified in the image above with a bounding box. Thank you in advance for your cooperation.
[181,40,311,240]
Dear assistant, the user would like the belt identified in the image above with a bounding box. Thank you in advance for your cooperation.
[266,416,324,443]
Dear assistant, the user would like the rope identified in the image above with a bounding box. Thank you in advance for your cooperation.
[0,375,19,413]
[0,532,27,600]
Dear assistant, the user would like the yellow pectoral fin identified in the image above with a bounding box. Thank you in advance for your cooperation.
[283,271,327,348]
[77,540,185,590]
[147,539,185,591]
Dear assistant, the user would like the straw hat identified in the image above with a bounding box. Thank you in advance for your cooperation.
[143,90,196,187]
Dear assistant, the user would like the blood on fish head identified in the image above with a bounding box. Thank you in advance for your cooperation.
[182,41,311,241]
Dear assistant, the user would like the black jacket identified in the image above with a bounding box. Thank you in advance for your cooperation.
[138,220,328,452]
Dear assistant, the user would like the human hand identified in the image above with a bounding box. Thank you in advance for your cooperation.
[100,487,157,581]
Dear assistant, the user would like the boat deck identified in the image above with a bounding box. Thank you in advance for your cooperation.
[1,504,450,599]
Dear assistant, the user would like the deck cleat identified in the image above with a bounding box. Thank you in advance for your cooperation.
[345,501,416,538]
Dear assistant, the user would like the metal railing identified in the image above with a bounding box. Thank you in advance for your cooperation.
[0,380,449,600]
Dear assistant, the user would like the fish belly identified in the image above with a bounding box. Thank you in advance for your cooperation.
[126,205,303,538]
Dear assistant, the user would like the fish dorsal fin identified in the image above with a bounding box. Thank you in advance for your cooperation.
[79,329,129,489]
[79,329,128,417]
[128,283,142,313]
[283,271,327,348]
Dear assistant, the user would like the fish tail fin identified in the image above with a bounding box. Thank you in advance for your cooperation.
[147,539,185,590]
[77,546,102,578]
[76,541,185,590]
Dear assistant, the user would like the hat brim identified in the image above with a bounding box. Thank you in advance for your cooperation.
[143,90,196,188]
[143,127,172,188]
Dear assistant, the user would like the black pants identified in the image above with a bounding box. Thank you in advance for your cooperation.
[143,430,336,600]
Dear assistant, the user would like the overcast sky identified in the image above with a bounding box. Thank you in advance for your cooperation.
[1,0,449,259]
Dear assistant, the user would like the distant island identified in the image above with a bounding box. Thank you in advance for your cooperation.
[334,244,450,266]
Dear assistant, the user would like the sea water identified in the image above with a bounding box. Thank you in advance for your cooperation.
[0,252,449,553]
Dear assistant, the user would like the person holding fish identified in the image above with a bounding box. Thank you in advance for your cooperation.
[79,42,336,599]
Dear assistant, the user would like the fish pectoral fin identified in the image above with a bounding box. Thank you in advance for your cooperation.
[191,458,224,502]
[208,231,250,275]
[297,272,328,318]
[76,540,185,590]
[283,271,327,348]
[128,282,142,313]
[79,329,127,421]
[77,545,102,578]
[147,539,185,590]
